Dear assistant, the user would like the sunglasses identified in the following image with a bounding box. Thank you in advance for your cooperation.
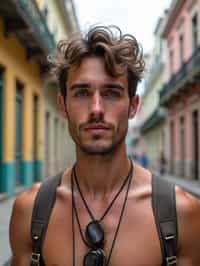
[84,220,106,266]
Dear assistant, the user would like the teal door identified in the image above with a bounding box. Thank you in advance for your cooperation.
[0,73,3,192]
[15,82,23,185]
[33,95,37,181]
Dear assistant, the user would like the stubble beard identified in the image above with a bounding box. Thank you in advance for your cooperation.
[78,129,127,155]
[67,120,128,156]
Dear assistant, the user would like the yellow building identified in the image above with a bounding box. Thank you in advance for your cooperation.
[0,0,56,196]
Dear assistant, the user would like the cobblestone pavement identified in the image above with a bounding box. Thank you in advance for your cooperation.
[0,197,15,266]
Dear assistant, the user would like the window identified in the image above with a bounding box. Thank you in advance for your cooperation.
[0,71,3,166]
[54,118,58,171]
[43,6,48,18]
[179,34,184,64]
[169,50,174,75]
[192,13,198,51]
[159,39,163,56]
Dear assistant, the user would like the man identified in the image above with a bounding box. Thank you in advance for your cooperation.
[9,26,200,266]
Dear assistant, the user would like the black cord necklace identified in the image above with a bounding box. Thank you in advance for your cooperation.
[71,176,76,266]
[74,159,132,221]
[71,158,133,266]
[74,158,133,248]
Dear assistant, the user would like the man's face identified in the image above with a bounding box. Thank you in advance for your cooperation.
[61,57,138,155]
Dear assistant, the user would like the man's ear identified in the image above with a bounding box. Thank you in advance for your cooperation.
[128,95,139,119]
[57,94,67,118]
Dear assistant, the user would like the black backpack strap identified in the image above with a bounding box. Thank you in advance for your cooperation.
[30,172,63,266]
[152,175,178,266]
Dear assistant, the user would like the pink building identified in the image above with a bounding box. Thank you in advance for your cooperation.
[160,0,200,180]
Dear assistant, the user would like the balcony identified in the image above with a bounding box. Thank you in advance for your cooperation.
[140,107,166,134]
[144,54,164,94]
[0,0,56,66]
[160,46,200,105]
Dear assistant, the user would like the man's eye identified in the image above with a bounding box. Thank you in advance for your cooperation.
[74,89,89,97]
[104,90,121,98]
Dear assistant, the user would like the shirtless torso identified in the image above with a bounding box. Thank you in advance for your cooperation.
[9,163,200,266]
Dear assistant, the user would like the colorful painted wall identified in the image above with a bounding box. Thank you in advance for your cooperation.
[163,0,200,180]
[0,18,43,196]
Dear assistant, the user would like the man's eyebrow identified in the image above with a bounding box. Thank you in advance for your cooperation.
[69,83,90,91]
[102,83,125,91]
[68,82,125,91]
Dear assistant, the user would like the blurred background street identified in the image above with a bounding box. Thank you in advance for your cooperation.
[0,0,200,265]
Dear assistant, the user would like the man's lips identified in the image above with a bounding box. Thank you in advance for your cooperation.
[84,124,110,130]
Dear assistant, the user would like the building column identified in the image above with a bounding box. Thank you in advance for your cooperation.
[49,114,55,176]
[34,95,43,181]
[165,119,170,173]
[185,99,191,179]
[174,111,180,176]
[21,86,33,187]
[2,70,15,196]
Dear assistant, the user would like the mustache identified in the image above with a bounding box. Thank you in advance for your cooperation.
[79,119,114,131]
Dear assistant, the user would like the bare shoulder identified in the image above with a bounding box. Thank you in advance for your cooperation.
[11,182,42,225]
[132,162,152,190]
[175,186,200,265]
[175,185,200,230]
[175,185,200,216]
[175,185,200,228]
[15,182,41,205]
[10,183,42,265]
[10,182,42,238]
[127,162,153,202]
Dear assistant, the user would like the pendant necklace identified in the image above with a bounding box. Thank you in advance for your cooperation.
[71,158,133,266]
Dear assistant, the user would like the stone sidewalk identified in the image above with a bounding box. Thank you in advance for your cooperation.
[0,197,15,266]
[0,186,24,266]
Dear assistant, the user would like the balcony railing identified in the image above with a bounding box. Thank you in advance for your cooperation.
[145,55,164,92]
[140,108,166,133]
[14,0,55,54]
[160,46,200,103]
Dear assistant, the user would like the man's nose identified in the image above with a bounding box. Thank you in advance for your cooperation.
[90,92,104,115]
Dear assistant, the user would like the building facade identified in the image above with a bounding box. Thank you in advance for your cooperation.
[137,17,167,171]
[0,0,80,197]
[39,0,79,177]
[160,0,200,180]
[0,0,55,196]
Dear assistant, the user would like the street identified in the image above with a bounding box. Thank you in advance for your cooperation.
[0,197,15,266]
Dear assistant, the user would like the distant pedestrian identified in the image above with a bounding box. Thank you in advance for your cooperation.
[160,150,166,175]
[139,151,149,168]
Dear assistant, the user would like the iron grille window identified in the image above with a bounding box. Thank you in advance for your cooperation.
[192,13,198,51]
[169,50,174,75]
[179,34,184,65]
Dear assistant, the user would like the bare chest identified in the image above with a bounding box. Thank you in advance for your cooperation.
[41,197,162,266]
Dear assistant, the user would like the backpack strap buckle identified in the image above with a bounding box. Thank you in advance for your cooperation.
[166,255,177,265]
[31,252,41,265]
[164,234,177,265]
[165,235,175,241]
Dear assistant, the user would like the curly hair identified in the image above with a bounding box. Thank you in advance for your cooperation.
[48,25,145,99]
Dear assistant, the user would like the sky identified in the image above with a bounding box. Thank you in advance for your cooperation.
[73,0,172,54]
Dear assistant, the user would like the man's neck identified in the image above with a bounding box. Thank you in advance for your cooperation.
[74,147,131,198]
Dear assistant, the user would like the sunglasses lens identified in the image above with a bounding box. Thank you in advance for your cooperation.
[86,220,104,247]
[84,249,105,266]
